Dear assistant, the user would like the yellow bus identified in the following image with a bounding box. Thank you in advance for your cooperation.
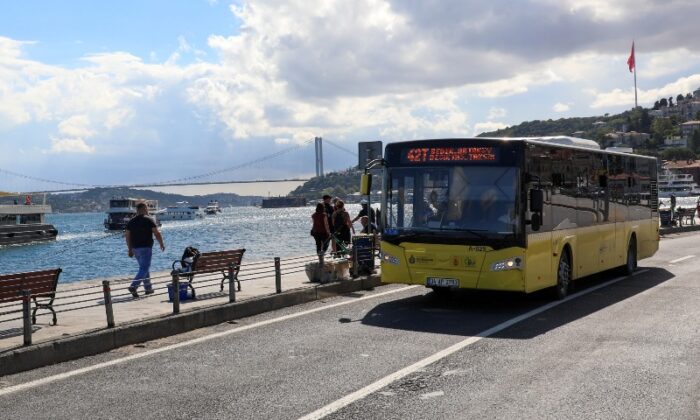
[378,137,659,298]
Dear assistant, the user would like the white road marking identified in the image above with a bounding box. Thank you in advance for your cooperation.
[298,269,649,420]
[0,285,418,397]
[669,255,694,264]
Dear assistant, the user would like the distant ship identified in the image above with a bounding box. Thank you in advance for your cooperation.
[0,193,58,245]
[158,202,205,221]
[261,196,307,208]
[104,197,160,230]
[205,200,222,215]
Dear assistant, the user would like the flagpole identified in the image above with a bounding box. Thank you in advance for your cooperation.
[633,62,638,108]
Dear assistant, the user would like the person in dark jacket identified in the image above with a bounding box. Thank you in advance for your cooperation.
[311,203,331,255]
[332,199,354,248]
[125,202,165,298]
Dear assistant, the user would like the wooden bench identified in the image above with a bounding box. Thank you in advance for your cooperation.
[172,249,245,299]
[0,268,62,325]
[677,208,696,226]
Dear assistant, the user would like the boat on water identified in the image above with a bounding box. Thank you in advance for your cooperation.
[104,197,160,230]
[205,200,222,215]
[158,201,205,221]
[658,169,700,197]
[0,193,58,245]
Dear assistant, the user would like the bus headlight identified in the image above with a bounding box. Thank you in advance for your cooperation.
[491,257,523,271]
[382,253,400,265]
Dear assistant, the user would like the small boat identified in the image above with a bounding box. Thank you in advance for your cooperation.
[104,197,160,230]
[205,200,222,215]
[0,193,58,245]
[158,202,205,221]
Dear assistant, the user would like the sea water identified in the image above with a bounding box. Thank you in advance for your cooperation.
[0,205,363,283]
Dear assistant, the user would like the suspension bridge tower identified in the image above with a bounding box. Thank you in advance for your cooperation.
[314,136,324,177]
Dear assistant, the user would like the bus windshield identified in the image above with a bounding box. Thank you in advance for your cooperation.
[385,166,519,238]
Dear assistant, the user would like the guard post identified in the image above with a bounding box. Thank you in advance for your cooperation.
[21,290,32,346]
[171,270,180,315]
[274,257,282,293]
[102,280,115,328]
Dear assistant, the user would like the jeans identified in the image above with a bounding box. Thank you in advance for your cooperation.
[312,233,330,256]
[130,247,153,290]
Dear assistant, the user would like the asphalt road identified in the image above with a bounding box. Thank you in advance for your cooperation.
[1,232,699,419]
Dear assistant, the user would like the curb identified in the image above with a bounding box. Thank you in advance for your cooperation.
[0,275,383,376]
[660,224,700,235]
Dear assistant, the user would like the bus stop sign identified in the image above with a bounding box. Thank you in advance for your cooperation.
[358,141,383,169]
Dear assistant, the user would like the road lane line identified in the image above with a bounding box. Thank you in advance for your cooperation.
[299,269,650,420]
[0,285,418,397]
[669,255,694,264]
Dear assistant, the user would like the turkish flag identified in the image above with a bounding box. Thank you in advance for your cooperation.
[627,42,635,72]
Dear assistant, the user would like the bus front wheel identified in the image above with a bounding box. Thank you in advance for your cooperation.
[623,237,637,275]
[554,252,572,300]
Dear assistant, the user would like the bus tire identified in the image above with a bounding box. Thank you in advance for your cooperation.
[623,236,637,275]
[430,287,451,298]
[553,251,572,300]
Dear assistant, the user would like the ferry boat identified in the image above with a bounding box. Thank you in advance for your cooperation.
[158,201,205,221]
[104,197,160,230]
[658,170,700,197]
[205,200,222,215]
[0,194,58,246]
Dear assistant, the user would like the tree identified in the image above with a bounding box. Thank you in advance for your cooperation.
[652,118,673,142]
[659,98,668,108]
[692,129,700,153]
[640,109,651,133]
[661,147,695,161]
[677,94,685,103]
[653,100,660,110]
[668,97,674,107]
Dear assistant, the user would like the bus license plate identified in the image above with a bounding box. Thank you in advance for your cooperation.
[426,277,459,288]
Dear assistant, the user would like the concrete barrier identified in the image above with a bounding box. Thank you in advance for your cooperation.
[0,275,383,376]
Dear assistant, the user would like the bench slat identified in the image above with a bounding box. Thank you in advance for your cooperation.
[0,269,61,303]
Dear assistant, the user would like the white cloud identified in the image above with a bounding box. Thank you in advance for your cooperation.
[553,102,571,112]
[274,137,291,144]
[487,107,507,120]
[591,74,700,108]
[46,137,95,154]
[473,121,507,136]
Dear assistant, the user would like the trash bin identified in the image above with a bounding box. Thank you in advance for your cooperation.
[167,283,191,302]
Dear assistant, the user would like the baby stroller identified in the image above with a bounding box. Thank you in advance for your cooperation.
[172,246,201,281]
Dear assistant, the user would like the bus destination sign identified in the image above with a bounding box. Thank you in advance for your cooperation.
[403,146,497,163]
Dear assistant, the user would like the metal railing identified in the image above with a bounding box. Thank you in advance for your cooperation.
[0,250,377,346]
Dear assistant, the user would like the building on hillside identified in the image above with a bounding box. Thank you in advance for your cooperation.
[694,87,700,99]
[649,109,664,118]
[571,131,586,138]
[680,121,700,139]
[677,100,700,120]
[662,137,688,149]
[592,120,606,127]
[603,131,650,148]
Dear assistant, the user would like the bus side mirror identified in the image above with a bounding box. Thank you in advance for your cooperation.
[360,173,372,195]
[530,213,541,231]
[530,189,543,213]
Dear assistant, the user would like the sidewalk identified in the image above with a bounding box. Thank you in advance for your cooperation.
[0,256,325,352]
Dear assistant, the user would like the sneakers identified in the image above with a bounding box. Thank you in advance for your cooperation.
[128,286,139,298]
[144,289,154,295]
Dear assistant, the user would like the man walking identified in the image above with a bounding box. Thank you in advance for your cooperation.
[125,202,165,297]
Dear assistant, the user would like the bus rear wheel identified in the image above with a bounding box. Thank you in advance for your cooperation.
[554,252,571,300]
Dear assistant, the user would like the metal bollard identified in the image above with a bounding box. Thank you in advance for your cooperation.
[171,270,180,315]
[352,243,359,278]
[228,263,236,303]
[102,280,115,328]
[274,257,282,293]
[21,290,32,346]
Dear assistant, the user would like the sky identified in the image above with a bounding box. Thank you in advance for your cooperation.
[2,0,700,191]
